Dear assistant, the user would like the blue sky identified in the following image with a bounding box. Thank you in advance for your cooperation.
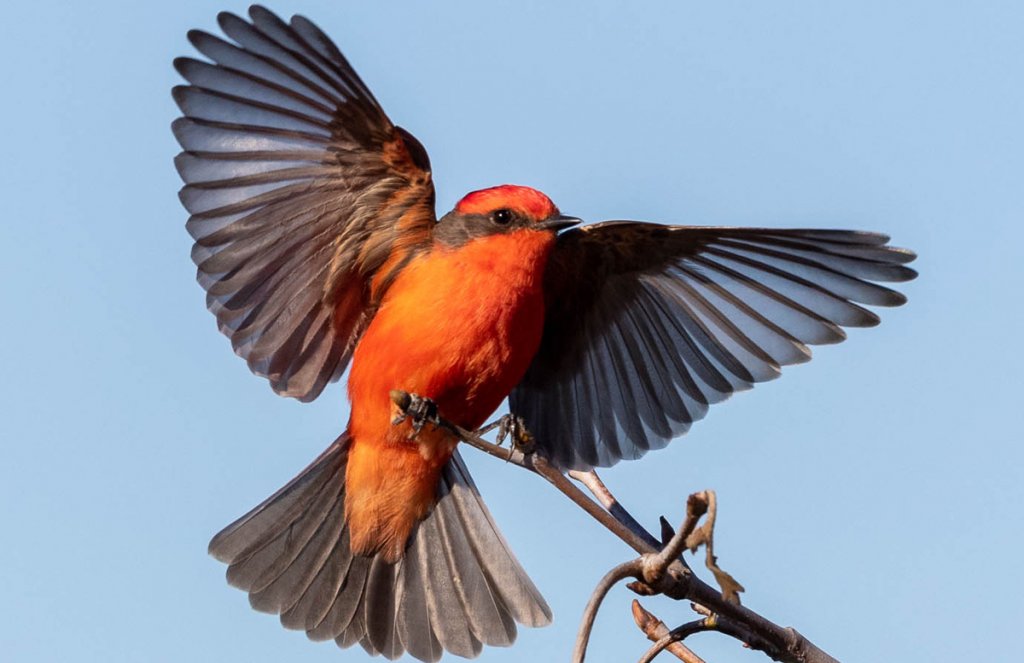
[2,1,1021,661]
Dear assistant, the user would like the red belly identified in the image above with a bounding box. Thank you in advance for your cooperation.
[343,231,554,559]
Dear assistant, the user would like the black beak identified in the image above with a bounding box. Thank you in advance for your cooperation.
[537,214,581,232]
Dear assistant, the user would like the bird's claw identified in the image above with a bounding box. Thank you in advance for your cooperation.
[390,390,440,439]
[493,414,536,455]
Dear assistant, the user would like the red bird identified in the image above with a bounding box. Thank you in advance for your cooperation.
[173,6,916,661]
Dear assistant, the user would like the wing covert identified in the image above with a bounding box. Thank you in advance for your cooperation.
[173,6,436,401]
[510,222,917,470]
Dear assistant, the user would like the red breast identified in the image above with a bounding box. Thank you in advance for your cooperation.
[344,223,559,559]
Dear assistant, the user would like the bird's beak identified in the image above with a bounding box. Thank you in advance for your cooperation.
[537,214,581,232]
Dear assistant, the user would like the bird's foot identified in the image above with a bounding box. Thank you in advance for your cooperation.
[493,414,536,455]
[389,390,440,439]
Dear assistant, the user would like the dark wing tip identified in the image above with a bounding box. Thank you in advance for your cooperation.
[216,10,241,30]
[857,309,882,328]
[248,4,276,20]
[185,28,209,48]
[171,56,193,78]
[891,248,918,265]
[891,263,919,282]
[170,85,189,108]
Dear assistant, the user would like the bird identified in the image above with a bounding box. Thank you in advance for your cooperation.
[172,5,917,661]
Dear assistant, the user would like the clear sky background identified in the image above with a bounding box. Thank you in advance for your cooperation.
[2,1,1021,662]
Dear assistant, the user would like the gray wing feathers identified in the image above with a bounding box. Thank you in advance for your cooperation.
[512,226,917,470]
[173,6,435,402]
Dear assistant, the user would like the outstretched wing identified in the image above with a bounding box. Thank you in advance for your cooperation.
[510,222,917,470]
[173,6,435,401]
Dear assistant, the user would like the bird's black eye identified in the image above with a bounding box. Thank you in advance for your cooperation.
[491,209,513,225]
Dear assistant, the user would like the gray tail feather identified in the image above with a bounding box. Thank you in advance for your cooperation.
[208,434,551,661]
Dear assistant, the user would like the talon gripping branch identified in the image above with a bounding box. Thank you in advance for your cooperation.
[172,6,916,661]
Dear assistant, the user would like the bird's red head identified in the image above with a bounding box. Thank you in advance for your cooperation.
[437,184,577,246]
[455,185,559,222]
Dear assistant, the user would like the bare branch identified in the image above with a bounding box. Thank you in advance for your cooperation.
[571,560,643,663]
[399,401,654,555]
[569,469,662,550]
[689,603,775,654]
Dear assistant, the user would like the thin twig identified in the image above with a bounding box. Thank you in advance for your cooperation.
[569,469,662,550]
[570,560,643,663]
[638,618,716,663]
[643,492,709,586]
[431,411,654,555]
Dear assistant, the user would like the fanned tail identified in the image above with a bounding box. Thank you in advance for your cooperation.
[209,434,551,661]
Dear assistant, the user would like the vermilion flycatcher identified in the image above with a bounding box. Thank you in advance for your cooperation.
[173,6,916,661]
